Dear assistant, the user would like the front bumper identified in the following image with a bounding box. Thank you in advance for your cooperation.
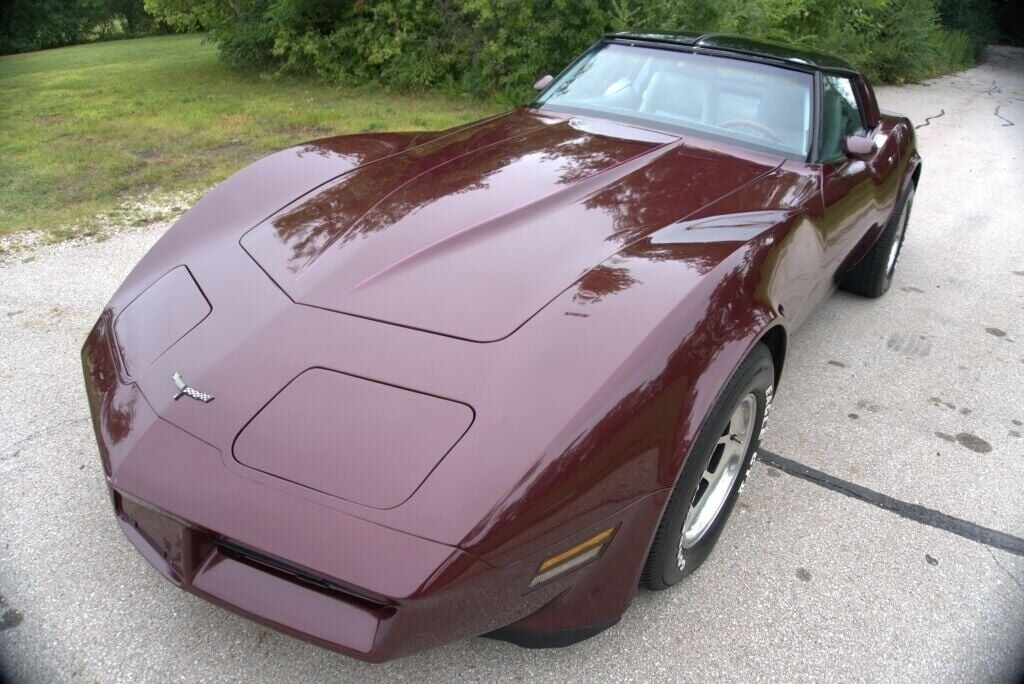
[110,489,577,661]
[83,314,543,661]
[114,492,394,656]
[83,314,656,660]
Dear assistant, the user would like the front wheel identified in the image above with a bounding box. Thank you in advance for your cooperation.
[641,344,774,590]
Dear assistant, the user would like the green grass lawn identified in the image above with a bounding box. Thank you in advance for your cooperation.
[0,34,501,239]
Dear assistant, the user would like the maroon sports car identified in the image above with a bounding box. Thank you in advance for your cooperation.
[83,32,921,660]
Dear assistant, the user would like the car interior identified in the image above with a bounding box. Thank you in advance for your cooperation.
[538,44,814,157]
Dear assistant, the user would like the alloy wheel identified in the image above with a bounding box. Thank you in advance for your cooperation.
[678,393,757,559]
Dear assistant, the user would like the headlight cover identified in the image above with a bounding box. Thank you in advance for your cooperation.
[114,266,211,376]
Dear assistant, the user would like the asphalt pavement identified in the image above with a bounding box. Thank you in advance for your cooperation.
[1,46,1023,683]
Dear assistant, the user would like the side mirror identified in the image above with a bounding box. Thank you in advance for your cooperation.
[843,134,877,159]
[533,74,554,92]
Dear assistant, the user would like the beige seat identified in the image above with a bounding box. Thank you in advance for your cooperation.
[639,71,708,123]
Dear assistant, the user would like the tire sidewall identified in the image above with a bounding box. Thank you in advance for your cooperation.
[656,347,774,586]
[880,183,916,293]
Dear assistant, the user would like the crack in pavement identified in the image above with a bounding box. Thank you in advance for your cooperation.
[994,105,1015,127]
[915,109,945,129]
[758,450,1024,558]
[986,546,1024,599]
[1,416,91,460]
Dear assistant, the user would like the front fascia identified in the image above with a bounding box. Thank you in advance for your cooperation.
[84,316,672,656]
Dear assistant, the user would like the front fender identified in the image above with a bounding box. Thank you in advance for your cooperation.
[457,214,799,632]
[467,209,802,567]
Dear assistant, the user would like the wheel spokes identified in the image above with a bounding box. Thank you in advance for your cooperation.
[681,393,758,551]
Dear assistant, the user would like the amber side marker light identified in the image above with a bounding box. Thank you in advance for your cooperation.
[529,527,616,588]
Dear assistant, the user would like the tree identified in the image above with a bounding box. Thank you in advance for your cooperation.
[1,0,157,55]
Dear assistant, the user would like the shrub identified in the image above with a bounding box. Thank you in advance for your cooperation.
[927,28,975,74]
[848,0,946,84]
[936,0,996,59]
[1,0,163,55]
[141,0,1000,96]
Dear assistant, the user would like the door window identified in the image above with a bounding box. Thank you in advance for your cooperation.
[820,75,866,161]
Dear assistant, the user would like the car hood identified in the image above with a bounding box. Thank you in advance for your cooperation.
[241,109,777,341]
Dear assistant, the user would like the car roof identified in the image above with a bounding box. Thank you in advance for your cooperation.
[604,31,859,75]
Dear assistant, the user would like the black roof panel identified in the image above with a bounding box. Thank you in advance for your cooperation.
[605,31,858,73]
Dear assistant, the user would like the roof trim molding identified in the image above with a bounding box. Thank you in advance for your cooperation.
[603,31,859,74]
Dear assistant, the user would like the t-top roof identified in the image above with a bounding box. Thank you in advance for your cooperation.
[605,31,859,74]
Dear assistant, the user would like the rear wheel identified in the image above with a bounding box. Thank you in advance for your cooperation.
[841,184,915,298]
[641,344,774,590]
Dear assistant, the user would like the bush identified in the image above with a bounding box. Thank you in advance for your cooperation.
[937,0,996,59]
[141,0,1001,96]
[1,0,165,55]
[927,28,976,75]
[844,0,946,84]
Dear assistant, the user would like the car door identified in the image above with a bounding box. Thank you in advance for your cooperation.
[817,73,900,286]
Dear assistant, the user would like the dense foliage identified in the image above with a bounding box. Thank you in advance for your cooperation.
[142,0,1007,96]
[0,0,162,55]
[6,0,1009,91]
[937,0,999,58]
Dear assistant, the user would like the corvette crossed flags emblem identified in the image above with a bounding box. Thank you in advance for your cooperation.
[172,371,215,403]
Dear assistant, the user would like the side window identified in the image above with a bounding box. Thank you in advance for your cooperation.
[820,75,866,161]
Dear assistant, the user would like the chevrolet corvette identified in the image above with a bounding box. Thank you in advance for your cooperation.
[83,31,921,660]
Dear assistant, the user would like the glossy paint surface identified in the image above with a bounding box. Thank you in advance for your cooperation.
[83,46,921,661]
[113,266,209,376]
[242,111,775,341]
[234,368,474,509]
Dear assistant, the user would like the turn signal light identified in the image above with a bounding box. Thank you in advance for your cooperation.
[529,527,615,587]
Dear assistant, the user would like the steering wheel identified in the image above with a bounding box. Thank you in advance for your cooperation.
[718,119,785,145]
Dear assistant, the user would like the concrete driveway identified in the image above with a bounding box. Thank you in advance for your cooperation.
[2,46,1022,683]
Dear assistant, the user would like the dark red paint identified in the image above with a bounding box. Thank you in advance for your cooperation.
[83,36,921,661]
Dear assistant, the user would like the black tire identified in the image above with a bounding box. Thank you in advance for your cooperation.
[840,184,916,298]
[641,344,774,590]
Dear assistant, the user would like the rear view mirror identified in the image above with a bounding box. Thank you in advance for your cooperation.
[533,74,554,92]
[843,135,877,159]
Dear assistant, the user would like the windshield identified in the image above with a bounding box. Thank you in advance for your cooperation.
[535,44,814,158]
